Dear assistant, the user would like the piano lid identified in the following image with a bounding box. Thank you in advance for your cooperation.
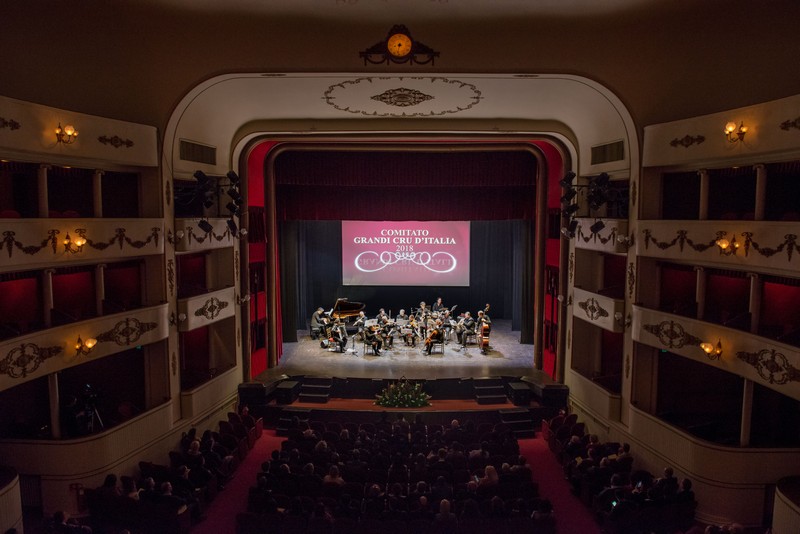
[331,298,365,319]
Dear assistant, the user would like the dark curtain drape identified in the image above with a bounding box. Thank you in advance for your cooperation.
[282,220,533,331]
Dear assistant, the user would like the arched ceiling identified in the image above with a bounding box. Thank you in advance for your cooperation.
[2,0,799,136]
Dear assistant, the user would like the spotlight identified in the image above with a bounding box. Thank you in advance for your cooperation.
[562,204,580,216]
[198,219,213,233]
[226,202,240,216]
[193,170,209,186]
[593,172,610,188]
[567,219,578,233]
[227,218,238,235]
[561,227,574,238]
[226,171,240,185]
[589,220,606,234]
[560,189,577,203]
[228,188,243,204]
[559,171,576,188]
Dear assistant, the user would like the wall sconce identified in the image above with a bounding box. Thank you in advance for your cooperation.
[561,219,578,239]
[700,339,723,360]
[724,121,748,143]
[616,234,633,248]
[238,228,248,239]
[614,311,632,329]
[63,232,86,254]
[715,235,740,255]
[236,294,251,306]
[75,335,97,356]
[55,123,79,144]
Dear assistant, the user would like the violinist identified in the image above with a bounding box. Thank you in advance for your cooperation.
[380,315,395,348]
[403,316,420,346]
[432,297,445,313]
[396,309,409,322]
[364,324,383,356]
[424,319,444,355]
[353,310,367,342]
[458,311,476,347]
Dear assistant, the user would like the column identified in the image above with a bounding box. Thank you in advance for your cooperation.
[695,266,706,321]
[49,373,61,439]
[753,164,766,221]
[95,264,106,316]
[38,164,51,218]
[740,379,754,447]
[698,169,709,220]
[748,273,762,335]
[43,268,56,328]
[93,169,104,218]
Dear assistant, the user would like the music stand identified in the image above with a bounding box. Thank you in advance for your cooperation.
[346,332,359,356]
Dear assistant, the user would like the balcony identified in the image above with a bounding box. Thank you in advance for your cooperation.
[637,219,800,275]
[173,218,237,254]
[0,218,164,271]
[632,305,800,402]
[176,286,236,332]
[573,287,626,333]
[0,303,169,390]
[573,218,629,254]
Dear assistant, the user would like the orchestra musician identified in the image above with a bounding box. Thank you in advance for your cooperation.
[477,308,492,354]
[364,324,383,356]
[458,311,476,347]
[330,319,348,352]
[432,297,445,313]
[380,315,395,348]
[416,301,429,339]
[353,310,367,342]
[424,319,445,355]
[403,315,420,346]
[396,309,409,321]
[440,309,453,343]
[310,307,328,340]
[376,308,389,322]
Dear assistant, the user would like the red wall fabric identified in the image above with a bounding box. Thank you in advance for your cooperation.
[0,278,41,329]
[52,271,95,319]
[762,282,800,329]
[104,264,141,307]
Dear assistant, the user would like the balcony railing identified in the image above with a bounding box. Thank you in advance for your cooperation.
[176,286,236,332]
[173,218,236,254]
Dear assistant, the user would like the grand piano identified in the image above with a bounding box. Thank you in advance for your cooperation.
[330,298,365,333]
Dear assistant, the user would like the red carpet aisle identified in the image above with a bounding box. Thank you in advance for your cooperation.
[518,435,602,534]
[190,429,284,534]
[192,430,601,534]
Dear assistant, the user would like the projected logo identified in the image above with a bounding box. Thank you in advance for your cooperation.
[342,221,470,286]
[354,250,457,273]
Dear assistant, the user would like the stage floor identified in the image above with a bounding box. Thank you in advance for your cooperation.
[259,319,538,381]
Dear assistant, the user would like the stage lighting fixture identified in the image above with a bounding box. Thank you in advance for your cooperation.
[568,219,578,232]
[593,172,610,188]
[226,171,240,185]
[227,218,238,235]
[226,202,241,216]
[193,170,209,185]
[559,171,576,188]
[560,189,577,203]
[227,188,243,204]
[197,219,214,233]
[562,204,580,216]
[590,220,606,234]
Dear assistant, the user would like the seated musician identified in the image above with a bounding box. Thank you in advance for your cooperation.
[424,319,445,355]
[353,311,367,341]
[376,308,389,322]
[310,307,328,339]
[331,319,348,352]
[396,309,409,321]
[440,309,453,342]
[432,297,445,313]
[403,316,420,346]
[364,325,383,356]
[458,311,476,346]
[380,315,395,348]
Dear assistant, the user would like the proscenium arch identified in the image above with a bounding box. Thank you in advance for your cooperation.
[163,71,638,381]
[235,136,571,380]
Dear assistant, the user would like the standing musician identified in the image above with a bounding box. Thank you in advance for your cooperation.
[432,297,445,313]
[440,309,453,343]
[353,311,367,342]
[364,324,383,356]
[416,301,430,339]
[458,311,476,347]
[477,306,492,354]
[310,307,328,340]
[331,319,348,352]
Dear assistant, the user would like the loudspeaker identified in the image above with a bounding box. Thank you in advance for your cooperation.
[274,380,301,404]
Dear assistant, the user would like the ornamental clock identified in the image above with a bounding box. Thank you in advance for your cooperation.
[359,25,439,66]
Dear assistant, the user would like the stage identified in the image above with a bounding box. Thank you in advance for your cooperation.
[254,319,540,382]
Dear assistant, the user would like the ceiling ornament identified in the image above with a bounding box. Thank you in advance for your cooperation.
[324,76,482,117]
[371,87,434,107]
